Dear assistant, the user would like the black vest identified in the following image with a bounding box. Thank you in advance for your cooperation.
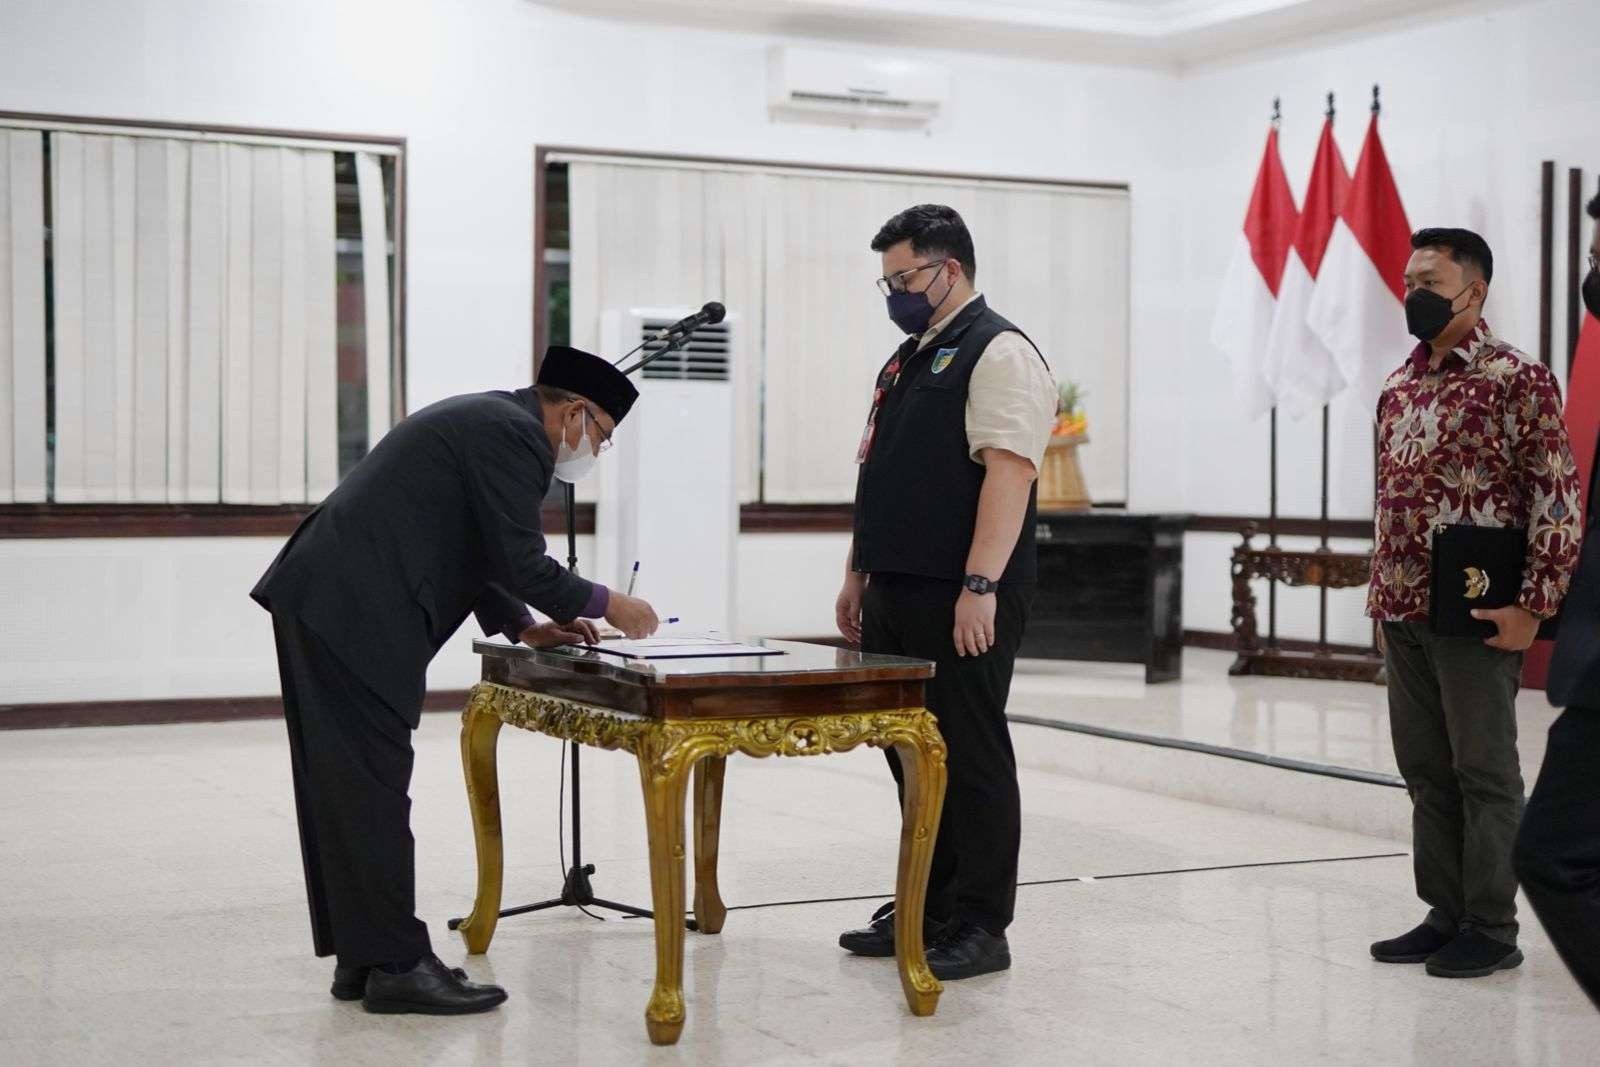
[853,296,1046,584]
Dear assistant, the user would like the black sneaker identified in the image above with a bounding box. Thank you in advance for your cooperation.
[926,922,1011,981]
[1425,930,1524,978]
[1370,921,1456,963]
[838,901,952,958]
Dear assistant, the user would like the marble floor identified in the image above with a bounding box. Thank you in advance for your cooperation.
[1009,648,1562,784]
[2,686,1595,1065]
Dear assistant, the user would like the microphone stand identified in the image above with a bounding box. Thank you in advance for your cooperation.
[449,326,703,929]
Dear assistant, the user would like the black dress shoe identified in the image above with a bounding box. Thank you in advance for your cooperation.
[838,900,953,958]
[362,954,508,1015]
[1425,930,1524,978]
[926,922,1011,980]
[333,962,470,1001]
[1370,921,1456,964]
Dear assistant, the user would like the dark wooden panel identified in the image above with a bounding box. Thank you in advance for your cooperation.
[1185,514,1372,539]
[0,688,471,731]
[740,503,855,532]
[0,503,592,538]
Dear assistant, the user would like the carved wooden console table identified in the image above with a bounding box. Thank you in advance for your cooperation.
[1230,524,1385,683]
[455,638,947,1046]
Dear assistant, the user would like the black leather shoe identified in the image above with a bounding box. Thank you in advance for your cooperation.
[333,962,470,1001]
[1370,921,1455,963]
[1425,930,1524,978]
[838,901,952,958]
[926,923,1011,980]
[362,955,508,1015]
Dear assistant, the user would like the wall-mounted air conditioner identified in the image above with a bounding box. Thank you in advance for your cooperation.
[767,45,949,129]
[594,307,739,635]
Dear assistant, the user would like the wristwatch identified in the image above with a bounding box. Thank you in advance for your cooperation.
[963,574,998,595]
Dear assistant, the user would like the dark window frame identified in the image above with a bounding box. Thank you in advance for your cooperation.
[534,145,1134,523]
[0,110,408,538]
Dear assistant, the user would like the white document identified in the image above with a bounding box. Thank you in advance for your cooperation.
[581,636,782,660]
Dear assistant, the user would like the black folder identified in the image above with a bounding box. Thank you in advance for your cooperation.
[1429,524,1549,639]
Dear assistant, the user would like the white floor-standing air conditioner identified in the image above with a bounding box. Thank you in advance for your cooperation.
[594,307,739,635]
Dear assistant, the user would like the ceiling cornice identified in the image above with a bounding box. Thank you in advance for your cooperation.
[529,0,1525,69]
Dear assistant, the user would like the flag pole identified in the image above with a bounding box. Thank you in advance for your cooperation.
[1367,84,1381,659]
[1268,95,1282,650]
[1318,90,1336,655]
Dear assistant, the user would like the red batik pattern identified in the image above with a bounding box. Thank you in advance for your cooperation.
[1369,320,1583,621]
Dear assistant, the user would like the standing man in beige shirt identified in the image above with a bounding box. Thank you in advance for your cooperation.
[836,204,1057,980]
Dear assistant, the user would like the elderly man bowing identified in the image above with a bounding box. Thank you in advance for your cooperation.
[252,347,659,1015]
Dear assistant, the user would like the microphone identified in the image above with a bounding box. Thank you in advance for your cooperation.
[659,301,726,338]
[613,301,726,374]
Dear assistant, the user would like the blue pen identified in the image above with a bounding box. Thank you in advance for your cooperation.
[626,561,639,597]
[664,617,680,624]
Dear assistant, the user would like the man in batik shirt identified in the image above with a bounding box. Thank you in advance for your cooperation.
[1367,228,1582,980]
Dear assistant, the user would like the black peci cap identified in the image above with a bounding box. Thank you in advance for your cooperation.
[536,346,639,424]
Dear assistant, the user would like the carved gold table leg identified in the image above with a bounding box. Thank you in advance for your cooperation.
[692,755,727,935]
[636,737,697,1045]
[456,687,506,955]
[892,717,948,1018]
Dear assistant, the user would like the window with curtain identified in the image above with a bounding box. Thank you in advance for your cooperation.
[0,119,399,508]
[562,156,1130,506]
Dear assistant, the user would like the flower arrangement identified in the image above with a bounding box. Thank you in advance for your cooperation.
[1052,380,1088,439]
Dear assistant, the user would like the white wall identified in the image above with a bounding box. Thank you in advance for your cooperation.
[0,0,1183,703]
[1171,0,1600,641]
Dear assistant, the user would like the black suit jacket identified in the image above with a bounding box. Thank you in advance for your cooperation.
[1550,428,1600,708]
[251,387,593,723]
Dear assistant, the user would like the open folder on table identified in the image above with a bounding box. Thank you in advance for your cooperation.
[580,636,784,660]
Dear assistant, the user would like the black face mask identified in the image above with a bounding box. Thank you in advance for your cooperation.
[1405,284,1474,343]
[1583,269,1600,321]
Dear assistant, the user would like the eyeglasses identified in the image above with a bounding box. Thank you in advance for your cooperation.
[582,404,614,453]
[1590,253,1598,274]
[875,260,947,296]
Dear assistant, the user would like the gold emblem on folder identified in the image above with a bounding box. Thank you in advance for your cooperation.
[1463,567,1491,599]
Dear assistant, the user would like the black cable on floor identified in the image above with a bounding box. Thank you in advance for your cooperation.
[615,850,1410,918]
[557,739,606,922]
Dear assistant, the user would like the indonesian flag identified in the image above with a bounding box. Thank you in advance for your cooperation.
[1306,113,1413,414]
[1211,125,1298,420]
[1264,117,1349,418]
[1566,315,1600,518]
[1525,312,1600,690]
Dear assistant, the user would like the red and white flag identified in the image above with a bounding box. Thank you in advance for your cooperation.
[1306,112,1413,413]
[1264,116,1349,418]
[1211,125,1298,420]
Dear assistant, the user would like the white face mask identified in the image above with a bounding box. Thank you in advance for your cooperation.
[553,407,600,483]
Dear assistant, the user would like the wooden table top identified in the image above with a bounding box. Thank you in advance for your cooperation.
[473,638,935,721]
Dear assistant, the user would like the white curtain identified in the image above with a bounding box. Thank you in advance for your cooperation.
[1,130,47,503]
[355,152,392,454]
[567,159,1133,506]
[48,134,338,504]
[568,161,767,503]
[762,174,921,503]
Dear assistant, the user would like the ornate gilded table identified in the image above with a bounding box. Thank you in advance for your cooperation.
[455,638,946,1046]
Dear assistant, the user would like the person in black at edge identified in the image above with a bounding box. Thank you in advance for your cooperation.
[836,204,1058,980]
[1515,190,1600,1010]
[251,346,660,1015]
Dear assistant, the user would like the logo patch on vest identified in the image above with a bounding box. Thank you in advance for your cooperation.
[931,348,958,375]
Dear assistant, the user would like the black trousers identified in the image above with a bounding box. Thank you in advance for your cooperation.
[272,614,432,968]
[862,573,1032,935]
[1382,622,1524,945]
[1514,706,1600,1009]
